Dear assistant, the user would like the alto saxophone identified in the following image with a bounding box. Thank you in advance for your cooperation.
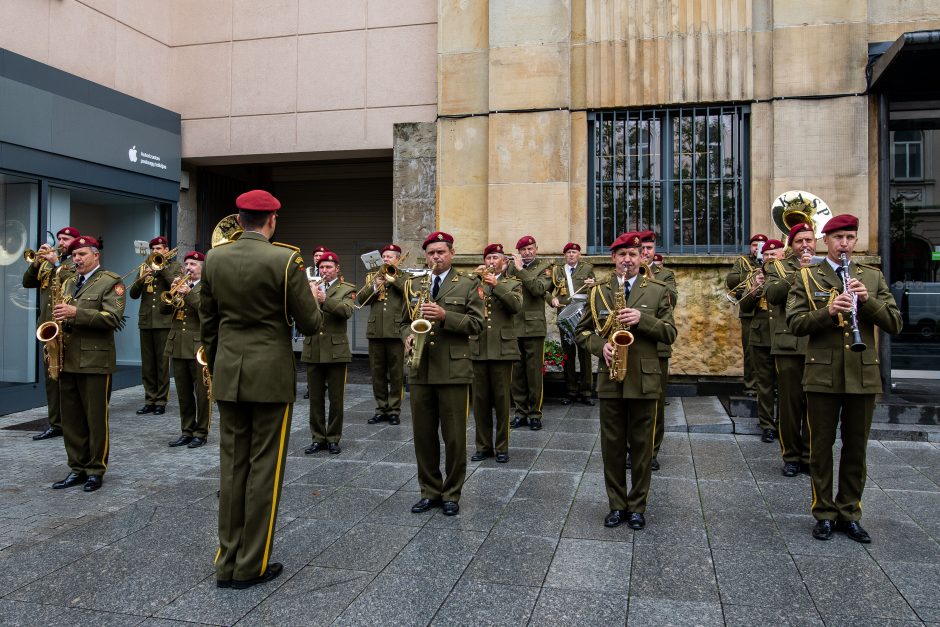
[407,263,437,370]
[608,277,635,382]
[36,265,71,380]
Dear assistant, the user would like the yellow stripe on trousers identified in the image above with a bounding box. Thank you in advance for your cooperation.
[260,404,291,576]
[101,374,111,470]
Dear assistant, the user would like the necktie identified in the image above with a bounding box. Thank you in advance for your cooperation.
[623,279,630,301]
[75,274,85,295]
[432,276,441,299]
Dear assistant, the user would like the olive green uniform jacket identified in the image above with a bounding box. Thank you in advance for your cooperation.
[130,261,181,329]
[506,258,553,337]
[470,276,523,361]
[161,282,210,438]
[550,262,595,306]
[301,280,356,364]
[61,269,126,374]
[161,283,203,360]
[764,256,809,356]
[725,255,758,321]
[357,271,409,339]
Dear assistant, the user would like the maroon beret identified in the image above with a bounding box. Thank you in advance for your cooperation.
[653,253,663,262]
[381,244,402,254]
[750,233,768,243]
[312,246,329,255]
[516,235,537,249]
[236,189,281,212]
[67,236,100,254]
[318,252,339,266]
[57,227,80,238]
[638,230,656,243]
[483,243,504,257]
[610,232,642,251]
[562,242,581,253]
[787,222,814,245]
[149,236,168,248]
[822,214,859,234]
[422,231,454,250]
[763,239,785,252]
[184,251,205,262]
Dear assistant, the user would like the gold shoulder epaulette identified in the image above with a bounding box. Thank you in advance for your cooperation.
[644,276,667,288]
[857,262,881,271]
[100,270,121,281]
[272,241,300,252]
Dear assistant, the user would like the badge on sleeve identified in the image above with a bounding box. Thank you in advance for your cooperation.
[114,283,126,297]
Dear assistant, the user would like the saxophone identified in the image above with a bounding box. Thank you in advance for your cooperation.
[608,277,635,382]
[36,265,70,380]
[407,264,437,370]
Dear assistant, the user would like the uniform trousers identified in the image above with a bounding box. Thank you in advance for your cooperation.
[216,401,292,582]
[776,355,808,464]
[44,370,62,430]
[472,361,513,455]
[368,338,404,417]
[511,336,545,419]
[750,343,776,431]
[59,372,111,476]
[173,358,210,439]
[307,363,347,444]
[411,383,469,502]
[806,392,875,522]
[740,320,756,393]
[600,398,657,512]
[139,328,170,406]
[561,333,592,397]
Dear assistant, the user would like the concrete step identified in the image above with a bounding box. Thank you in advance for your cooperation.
[681,397,734,434]
[872,401,940,426]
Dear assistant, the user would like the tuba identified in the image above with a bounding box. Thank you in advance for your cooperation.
[211,214,244,248]
[608,275,635,382]
[406,263,437,370]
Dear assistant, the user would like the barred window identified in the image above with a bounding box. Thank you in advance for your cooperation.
[588,105,750,254]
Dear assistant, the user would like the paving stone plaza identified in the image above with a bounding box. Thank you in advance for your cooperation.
[1,380,938,626]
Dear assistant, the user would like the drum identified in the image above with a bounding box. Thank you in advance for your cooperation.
[558,301,586,344]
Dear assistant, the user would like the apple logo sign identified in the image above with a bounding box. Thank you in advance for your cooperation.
[128,146,138,163]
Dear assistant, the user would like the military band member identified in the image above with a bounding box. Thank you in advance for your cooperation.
[787,214,902,544]
[303,245,330,401]
[506,235,553,431]
[404,231,483,516]
[23,226,79,440]
[302,252,355,455]
[740,239,784,443]
[549,242,595,405]
[726,233,768,396]
[162,251,210,449]
[576,232,677,530]
[764,224,815,476]
[200,190,322,589]
[470,244,523,464]
[639,230,678,468]
[358,244,408,425]
[130,235,180,416]
[51,236,126,493]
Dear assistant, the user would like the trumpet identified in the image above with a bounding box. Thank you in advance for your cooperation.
[24,243,65,265]
[160,271,193,307]
[608,274,635,382]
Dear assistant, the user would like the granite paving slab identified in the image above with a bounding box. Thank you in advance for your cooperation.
[529,587,627,626]
[385,527,486,582]
[430,580,539,626]
[543,537,632,593]
[626,598,725,626]
[629,544,720,603]
[331,573,453,627]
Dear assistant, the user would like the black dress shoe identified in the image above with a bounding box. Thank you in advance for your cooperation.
[812,519,834,541]
[625,455,632,469]
[153,406,166,415]
[604,510,624,527]
[188,437,206,448]
[136,404,156,415]
[560,396,573,406]
[33,427,63,441]
[782,462,800,477]
[627,512,646,530]
[83,475,103,492]
[304,442,323,454]
[303,391,309,399]
[471,451,492,462]
[836,520,872,544]
[328,442,341,454]
[232,562,283,589]
[169,435,193,447]
[216,579,232,589]
[761,428,776,443]
[442,501,460,516]
[582,396,596,406]
[367,414,385,424]
[651,457,660,472]
[52,472,87,489]
[510,416,528,429]
[411,498,442,513]
[388,415,400,425]
[529,418,542,431]
[495,452,509,463]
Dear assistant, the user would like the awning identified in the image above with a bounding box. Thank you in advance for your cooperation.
[869,30,940,100]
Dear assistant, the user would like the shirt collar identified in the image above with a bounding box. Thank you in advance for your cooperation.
[80,265,100,281]
[433,267,450,283]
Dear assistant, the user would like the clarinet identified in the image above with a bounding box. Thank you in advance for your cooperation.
[839,253,867,353]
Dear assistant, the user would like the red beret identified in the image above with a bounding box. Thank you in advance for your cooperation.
[57,227,80,238]
[381,244,402,254]
[610,231,642,251]
[483,243,504,257]
[638,230,656,243]
[312,246,329,255]
[763,239,785,252]
[67,236,100,254]
[149,236,168,247]
[750,233,768,243]
[787,222,814,245]
[516,235,537,249]
[236,189,281,212]
[184,251,205,262]
[653,253,663,262]
[562,242,581,253]
[422,231,454,250]
[822,214,859,234]
[318,252,339,266]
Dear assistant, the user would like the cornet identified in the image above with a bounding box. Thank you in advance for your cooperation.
[160,271,193,308]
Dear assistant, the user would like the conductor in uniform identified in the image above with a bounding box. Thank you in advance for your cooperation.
[51,236,126,493]
[726,233,767,396]
[470,244,523,464]
[302,251,355,455]
[404,231,483,516]
[130,235,180,416]
[358,244,408,426]
[787,213,902,544]
[200,190,322,589]
[576,232,676,530]
[549,242,595,405]
[23,226,79,440]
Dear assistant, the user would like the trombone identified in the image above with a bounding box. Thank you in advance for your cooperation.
[120,246,179,282]
[725,268,762,306]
